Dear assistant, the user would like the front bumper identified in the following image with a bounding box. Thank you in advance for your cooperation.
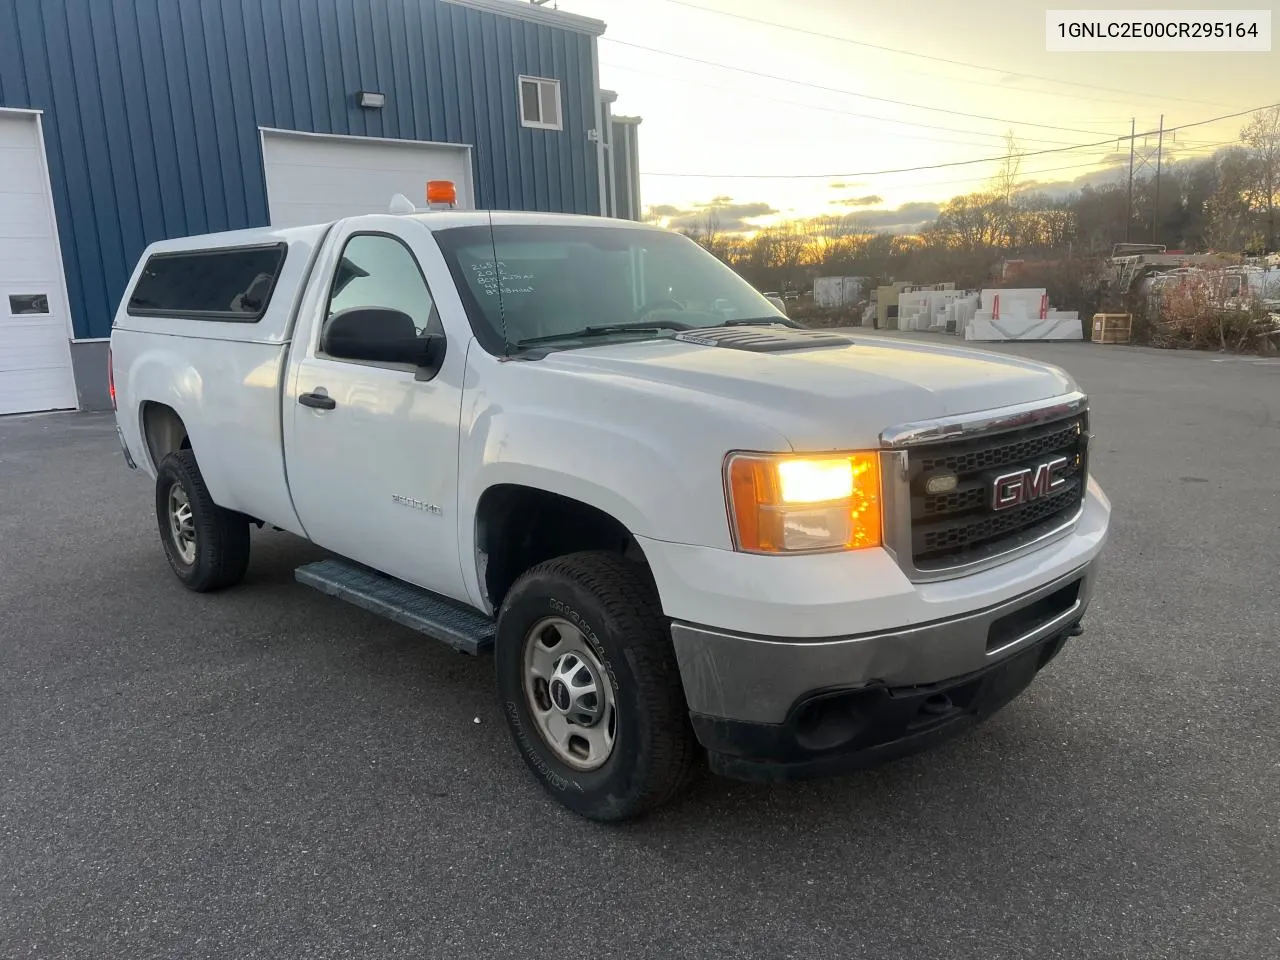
[671,559,1095,781]
[692,623,1080,783]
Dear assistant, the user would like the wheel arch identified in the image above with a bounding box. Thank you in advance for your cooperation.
[140,400,192,471]
[472,482,650,614]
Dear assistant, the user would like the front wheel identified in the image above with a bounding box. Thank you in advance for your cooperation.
[495,551,700,822]
[154,449,251,592]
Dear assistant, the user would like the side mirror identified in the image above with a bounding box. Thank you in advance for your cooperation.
[322,307,446,374]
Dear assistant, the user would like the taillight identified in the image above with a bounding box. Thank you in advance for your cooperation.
[107,345,116,411]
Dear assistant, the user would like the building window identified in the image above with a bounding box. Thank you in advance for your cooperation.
[8,294,50,315]
[519,76,562,131]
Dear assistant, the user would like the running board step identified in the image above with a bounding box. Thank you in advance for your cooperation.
[295,559,495,655]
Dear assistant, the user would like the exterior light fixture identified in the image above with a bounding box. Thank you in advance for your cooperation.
[358,91,386,109]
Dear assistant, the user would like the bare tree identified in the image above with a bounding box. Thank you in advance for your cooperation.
[769,222,810,275]
[989,131,1024,246]
[691,209,723,250]
[1206,147,1261,251]
[681,209,743,264]
[934,192,1004,250]
[805,214,861,267]
[1241,106,1280,252]
[991,131,1024,208]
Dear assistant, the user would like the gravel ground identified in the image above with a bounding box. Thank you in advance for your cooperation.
[1,338,1276,959]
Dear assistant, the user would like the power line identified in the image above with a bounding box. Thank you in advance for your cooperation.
[601,38,1125,136]
[599,59,1107,150]
[658,0,1235,110]
[676,143,1239,227]
[872,138,1240,191]
[638,101,1275,179]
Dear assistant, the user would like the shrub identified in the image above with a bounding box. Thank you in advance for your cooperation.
[1150,270,1275,352]
[788,303,864,329]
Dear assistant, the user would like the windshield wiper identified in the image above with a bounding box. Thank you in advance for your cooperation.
[515,320,691,347]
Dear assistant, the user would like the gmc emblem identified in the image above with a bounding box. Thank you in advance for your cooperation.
[991,456,1069,511]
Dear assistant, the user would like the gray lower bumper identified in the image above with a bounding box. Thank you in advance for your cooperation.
[670,561,1095,725]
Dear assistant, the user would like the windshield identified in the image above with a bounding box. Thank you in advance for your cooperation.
[431,223,789,353]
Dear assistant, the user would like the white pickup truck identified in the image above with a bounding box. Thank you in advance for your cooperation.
[109,204,1110,821]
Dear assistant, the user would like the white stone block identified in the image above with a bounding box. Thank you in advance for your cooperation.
[980,288,1046,311]
[964,315,1083,341]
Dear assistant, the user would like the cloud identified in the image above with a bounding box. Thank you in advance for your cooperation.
[1016,163,1129,199]
[1011,145,1232,201]
[851,201,943,232]
[828,181,865,190]
[663,200,779,233]
[648,203,683,217]
[832,194,883,207]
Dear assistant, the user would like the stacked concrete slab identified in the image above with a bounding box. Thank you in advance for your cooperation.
[875,282,914,329]
[964,288,1082,341]
[895,290,933,331]
[898,289,969,332]
[942,294,981,335]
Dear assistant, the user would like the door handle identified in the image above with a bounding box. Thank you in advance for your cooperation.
[298,391,337,410]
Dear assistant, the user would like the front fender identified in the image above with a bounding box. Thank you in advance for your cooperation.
[457,409,686,613]
[454,343,795,610]
[469,407,686,522]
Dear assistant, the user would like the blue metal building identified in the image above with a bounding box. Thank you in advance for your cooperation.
[0,0,642,413]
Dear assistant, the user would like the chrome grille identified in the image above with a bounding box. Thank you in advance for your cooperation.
[913,419,1085,475]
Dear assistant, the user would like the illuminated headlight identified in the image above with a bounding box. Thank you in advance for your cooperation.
[724,452,882,554]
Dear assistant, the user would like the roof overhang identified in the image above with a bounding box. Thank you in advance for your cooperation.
[439,0,607,36]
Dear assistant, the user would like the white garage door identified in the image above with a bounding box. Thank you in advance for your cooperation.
[261,129,475,228]
[0,112,77,416]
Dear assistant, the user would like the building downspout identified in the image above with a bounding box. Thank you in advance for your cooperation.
[590,35,608,217]
[606,124,618,219]
[624,123,638,220]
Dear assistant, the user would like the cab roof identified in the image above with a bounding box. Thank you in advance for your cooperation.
[406,209,663,233]
[137,209,664,257]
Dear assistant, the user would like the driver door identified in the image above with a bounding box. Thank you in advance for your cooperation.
[284,220,468,602]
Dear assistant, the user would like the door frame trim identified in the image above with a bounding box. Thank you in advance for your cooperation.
[257,126,477,220]
[0,106,80,411]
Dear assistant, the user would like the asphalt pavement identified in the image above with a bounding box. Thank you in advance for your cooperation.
[1,338,1277,959]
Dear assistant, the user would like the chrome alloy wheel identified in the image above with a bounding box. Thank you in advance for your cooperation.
[167,482,197,565]
[522,616,618,771]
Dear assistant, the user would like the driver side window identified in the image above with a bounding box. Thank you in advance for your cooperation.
[322,234,442,359]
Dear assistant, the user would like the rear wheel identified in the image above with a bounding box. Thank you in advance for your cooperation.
[495,551,700,822]
[154,449,251,592]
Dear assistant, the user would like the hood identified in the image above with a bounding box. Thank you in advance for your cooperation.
[540,328,1079,450]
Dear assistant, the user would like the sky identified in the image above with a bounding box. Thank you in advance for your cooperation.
[551,0,1280,232]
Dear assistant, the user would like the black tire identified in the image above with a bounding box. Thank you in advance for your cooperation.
[154,449,251,592]
[495,551,700,822]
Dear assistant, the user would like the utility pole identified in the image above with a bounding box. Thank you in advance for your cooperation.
[1152,114,1164,245]
[1126,118,1135,243]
